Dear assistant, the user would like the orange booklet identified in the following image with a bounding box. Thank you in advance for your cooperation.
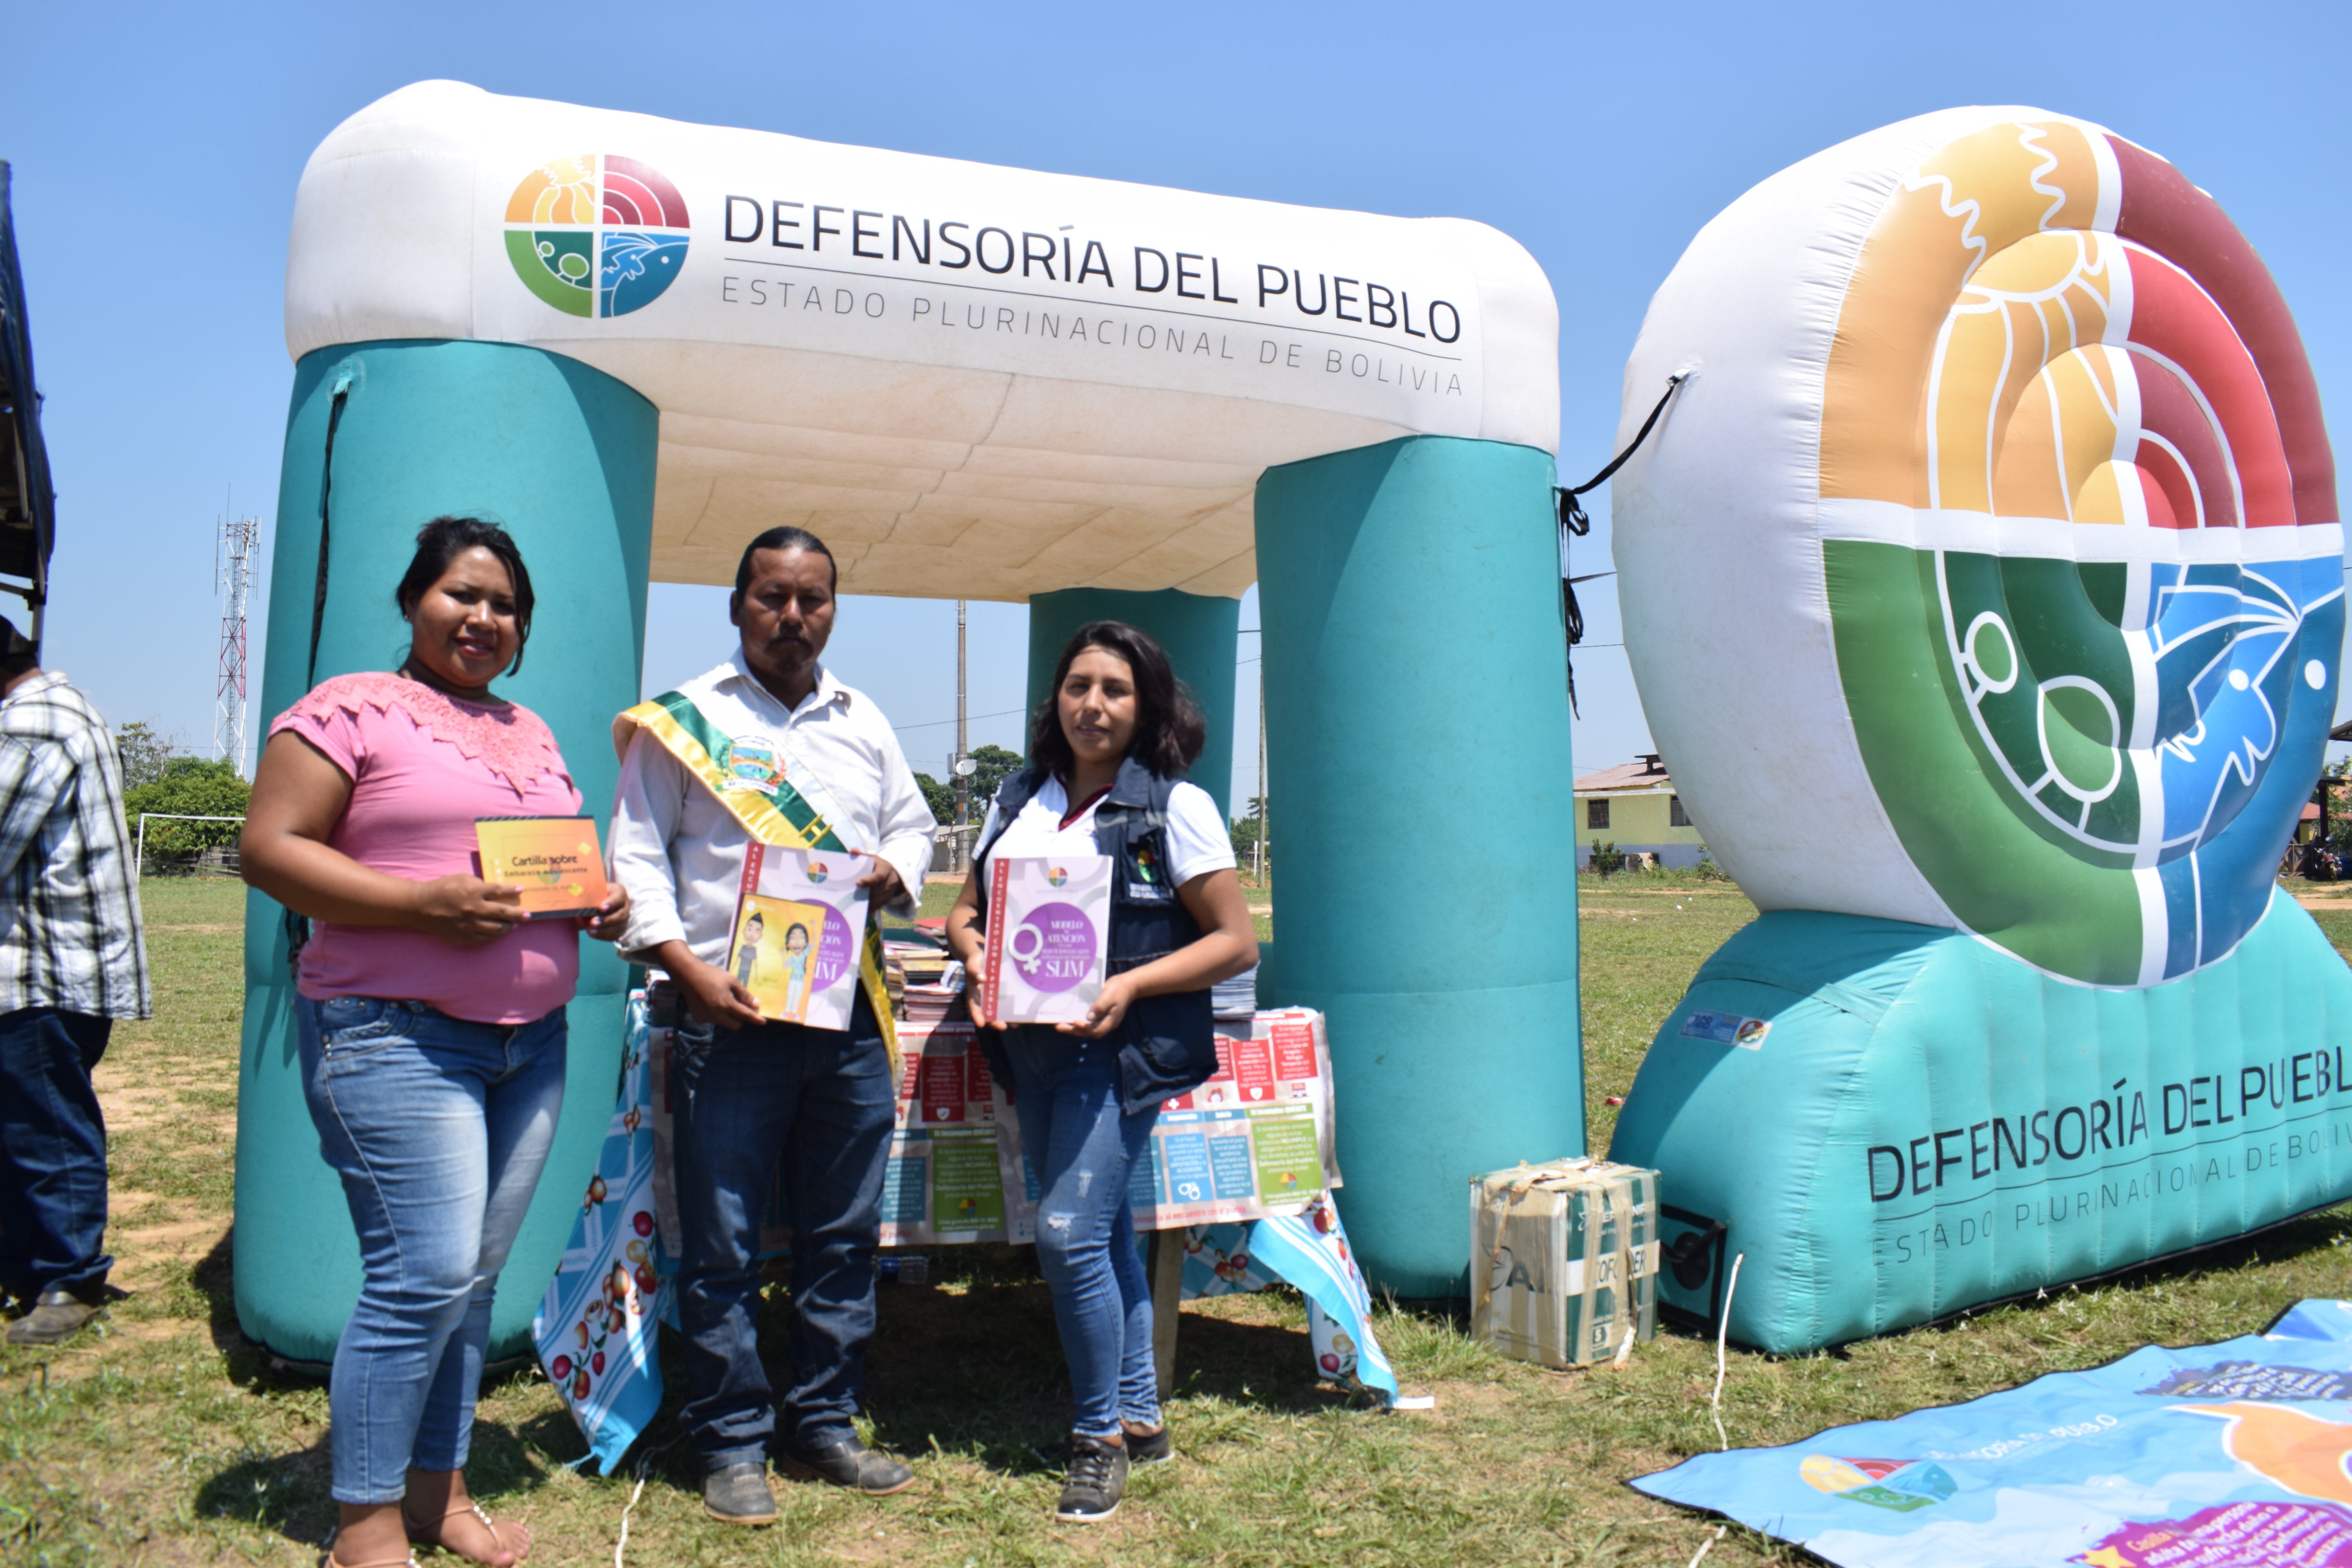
[474,816,609,920]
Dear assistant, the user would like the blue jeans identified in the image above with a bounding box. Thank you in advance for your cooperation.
[0,1007,114,1303]
[297,996,567,1505]
[670,991,894,1469]
[1003,1027,1161,1438]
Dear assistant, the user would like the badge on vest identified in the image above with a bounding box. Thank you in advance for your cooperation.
[723,738,784,798]
[1126,839,1171,902]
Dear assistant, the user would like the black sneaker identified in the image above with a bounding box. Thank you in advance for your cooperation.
[1055,1433,1129,1524]
[1125,1423,1174,1466]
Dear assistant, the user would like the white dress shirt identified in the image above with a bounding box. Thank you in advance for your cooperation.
[610,651,937,968]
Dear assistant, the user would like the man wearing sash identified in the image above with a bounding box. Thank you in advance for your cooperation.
[609,527,936,1526]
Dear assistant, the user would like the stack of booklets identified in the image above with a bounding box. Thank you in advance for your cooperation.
[1212,964,1259,1020]
[884,933,963,1031]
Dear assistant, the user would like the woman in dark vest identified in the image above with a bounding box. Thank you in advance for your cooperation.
[944,620,1256,1524]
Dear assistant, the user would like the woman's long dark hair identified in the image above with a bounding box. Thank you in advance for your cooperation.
[1029,620,1205,782]
[394,516,536,675]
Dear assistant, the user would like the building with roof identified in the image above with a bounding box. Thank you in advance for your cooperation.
[1572,754,1706,869]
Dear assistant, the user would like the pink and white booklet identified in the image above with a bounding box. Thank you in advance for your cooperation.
[729,844,872,1030]
[982,854,1112,1024]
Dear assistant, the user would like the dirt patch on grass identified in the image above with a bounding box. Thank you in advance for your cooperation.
[111,1214,227,1289]
[92,1071,179,1129]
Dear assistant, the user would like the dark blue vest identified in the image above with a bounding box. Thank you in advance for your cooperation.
[974,757,1217,1116]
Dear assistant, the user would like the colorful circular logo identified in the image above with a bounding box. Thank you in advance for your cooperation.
[1813,121,2342,985]
[503,154,690,319]
[1800,1455,1955,1513]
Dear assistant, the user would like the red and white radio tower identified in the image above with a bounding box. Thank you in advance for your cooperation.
[215,499,260,777]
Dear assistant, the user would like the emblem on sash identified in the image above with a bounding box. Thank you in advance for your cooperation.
[724,738,783,797]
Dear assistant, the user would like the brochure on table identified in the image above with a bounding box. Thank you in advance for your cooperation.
[730,844,869,1030]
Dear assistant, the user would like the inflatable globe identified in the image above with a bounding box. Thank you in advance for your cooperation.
[1607,108,2352,1352]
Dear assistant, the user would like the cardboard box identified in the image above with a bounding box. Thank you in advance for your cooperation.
[1471,1158,1660,1369]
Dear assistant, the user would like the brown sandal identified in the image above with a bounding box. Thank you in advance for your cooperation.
[322,1552,419,1568]
[401,1500,531,1565]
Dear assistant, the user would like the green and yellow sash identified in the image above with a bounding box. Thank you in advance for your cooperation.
[615,690,901,1080]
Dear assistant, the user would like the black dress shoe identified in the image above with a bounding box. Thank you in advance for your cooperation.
[5,1291,102,1347]
[779,1436,915,1495]
[702,1463,778,1525]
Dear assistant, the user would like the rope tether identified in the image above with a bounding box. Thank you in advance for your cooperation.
[1557,374,1686,717]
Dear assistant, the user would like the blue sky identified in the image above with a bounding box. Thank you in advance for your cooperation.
[5,2,2347,804]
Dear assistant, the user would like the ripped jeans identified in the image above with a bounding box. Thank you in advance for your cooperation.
[1002,1027,1161,1438]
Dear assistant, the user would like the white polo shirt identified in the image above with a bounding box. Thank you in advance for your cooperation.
[977,775,1235,886]
[610,651,937,969]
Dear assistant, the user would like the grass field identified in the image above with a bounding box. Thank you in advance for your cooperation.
[4,873,2351,1566]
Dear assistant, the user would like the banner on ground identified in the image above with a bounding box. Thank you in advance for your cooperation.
[1635,1297,2352,1567]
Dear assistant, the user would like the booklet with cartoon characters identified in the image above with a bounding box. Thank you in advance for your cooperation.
[728,844,871,1029]
[982,854,1112,1025]
[474,815,609,920]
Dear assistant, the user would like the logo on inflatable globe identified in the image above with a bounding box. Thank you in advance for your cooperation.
[1814,120,2342,985]
[503,154,690,318]
[1617,112,2345,990]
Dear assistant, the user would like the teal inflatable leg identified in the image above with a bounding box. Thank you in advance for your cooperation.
[235,340,657,1365]
[1254,436,1582,1296]
[1024,587,1241,821]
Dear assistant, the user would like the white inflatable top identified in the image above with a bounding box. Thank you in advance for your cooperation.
[285,82,1559,599]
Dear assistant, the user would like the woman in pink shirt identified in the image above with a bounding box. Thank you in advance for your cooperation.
[242,517,628,1568]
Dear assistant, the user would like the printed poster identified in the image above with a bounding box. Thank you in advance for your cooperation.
[998,1010,1344,1241]
[874,1009,1344,1244]
[1635,1298,2352,1567]
[877,1022,1011,1245]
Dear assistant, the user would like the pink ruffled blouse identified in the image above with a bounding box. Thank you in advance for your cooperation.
[269,671,585,1024]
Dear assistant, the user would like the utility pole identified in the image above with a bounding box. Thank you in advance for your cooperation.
[954,597,969,827]
[214,492,260,778]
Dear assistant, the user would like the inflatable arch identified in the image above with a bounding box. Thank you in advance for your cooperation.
[1606,109,2350,1352]
[235,80,1578,1361]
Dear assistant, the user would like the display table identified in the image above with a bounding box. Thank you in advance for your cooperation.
[530,990,1396,1473]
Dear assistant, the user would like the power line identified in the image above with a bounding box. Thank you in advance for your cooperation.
[893,704,1027,734]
